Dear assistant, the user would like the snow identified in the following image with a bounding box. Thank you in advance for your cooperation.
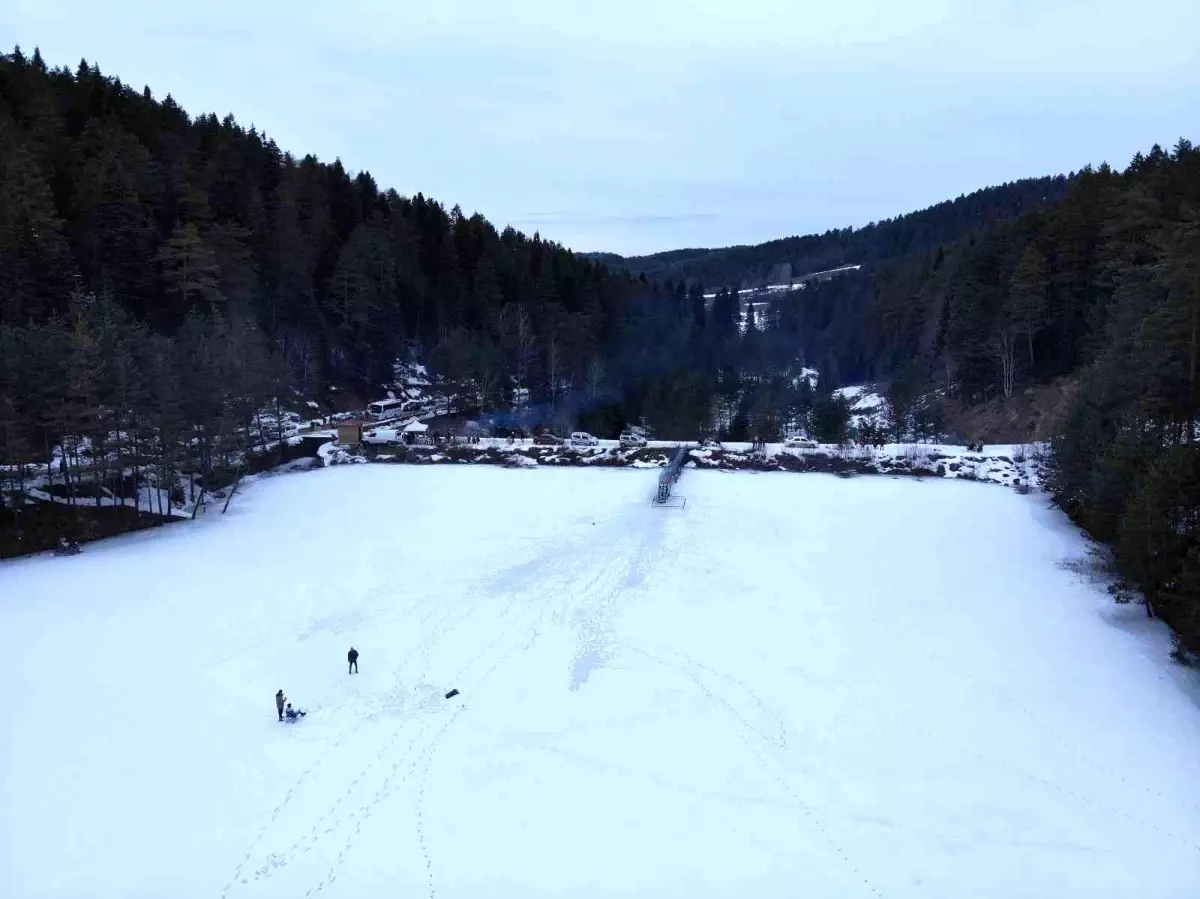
[785,367,821,390]
[317,441,366,466]
[2,467,1199,899]
[834,385,890,431]
[373,440,1041,489]
[702,265,863,298]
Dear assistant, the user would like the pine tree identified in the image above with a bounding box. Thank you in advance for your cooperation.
[1007,244,1049,369]
[0,140,74,320]
[158,222,222,314]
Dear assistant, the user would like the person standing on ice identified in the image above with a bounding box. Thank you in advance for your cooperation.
[276,689,286,721]
[348,647,359,674]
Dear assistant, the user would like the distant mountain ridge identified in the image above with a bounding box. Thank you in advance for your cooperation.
[593,175,1071,289]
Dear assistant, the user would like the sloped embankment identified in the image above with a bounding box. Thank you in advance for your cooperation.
[351,442,1043,489]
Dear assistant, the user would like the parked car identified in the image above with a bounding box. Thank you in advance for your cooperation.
[619,430,648,448]
[570,431,599,447]
[784,435,819,449]
[362,427,401,446]
[534,431,563,446]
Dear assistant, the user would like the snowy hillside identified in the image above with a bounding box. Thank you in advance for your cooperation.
[834,385,890,431]
[2,467,1198,899]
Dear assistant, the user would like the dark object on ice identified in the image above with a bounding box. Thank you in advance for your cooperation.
[285,703,306,721]
[444,688,459,699]
[54,538,81,557]
[348,646,359,674]
[276,690,286,721]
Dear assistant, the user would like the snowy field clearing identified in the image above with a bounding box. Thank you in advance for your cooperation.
[2,467,1199,899]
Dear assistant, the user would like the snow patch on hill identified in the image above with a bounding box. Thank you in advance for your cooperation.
[834,385,890,431]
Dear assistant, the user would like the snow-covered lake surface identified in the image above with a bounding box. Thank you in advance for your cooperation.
[2,467,1199,899]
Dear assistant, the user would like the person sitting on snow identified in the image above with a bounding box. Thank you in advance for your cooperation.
[285,703,306,721]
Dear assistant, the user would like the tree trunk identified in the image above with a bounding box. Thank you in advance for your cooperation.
[96,440,104,509]
[63,441,75,506]
[222,467,243,513]
[996,331,1016,400]
[43,434,53,495]
[1188,285,1197,443]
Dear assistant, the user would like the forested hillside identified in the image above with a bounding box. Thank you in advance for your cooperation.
[0,49,661,400]
[794,138,1200,656]
[0,50,706,481]
[0,47,866,468]
[597,176,1070,289]
[2,47,1200,657]
[761,140,1200,655]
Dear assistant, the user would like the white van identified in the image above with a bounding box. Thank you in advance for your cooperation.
[362,427,401,445]
[570,431,599,447]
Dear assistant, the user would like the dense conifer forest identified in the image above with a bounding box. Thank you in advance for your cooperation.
[2,46,1199,655]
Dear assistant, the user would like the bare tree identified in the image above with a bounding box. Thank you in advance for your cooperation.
[500,303,535,404]
[546,331,560,412]
[586,356,605,399]
[473,342,503,411]
[995,326,1018,399]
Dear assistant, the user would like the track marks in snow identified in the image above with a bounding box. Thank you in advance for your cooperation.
[788,652,1200,858]
[304,523,608,899]
[222,577,501,898]
[887,710,1200,856]
[305,599,540,894]
[565,507,669,691]
[418,524,663,896]
[965,675,1200,821]
[625,643,884,899]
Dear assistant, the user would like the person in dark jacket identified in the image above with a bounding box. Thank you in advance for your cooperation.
[348,647,359,674]
[275,689,286,721]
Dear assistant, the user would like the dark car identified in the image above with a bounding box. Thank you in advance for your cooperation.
[534,431,563,445]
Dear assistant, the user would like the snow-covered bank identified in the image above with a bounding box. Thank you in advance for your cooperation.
[354,440,1045,489]
[2,466,1198,899]
[692,442,1044,489]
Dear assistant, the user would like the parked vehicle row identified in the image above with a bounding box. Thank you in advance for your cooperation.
[360,426,819,450]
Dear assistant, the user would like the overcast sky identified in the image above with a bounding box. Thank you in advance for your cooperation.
[4,0,1199,255]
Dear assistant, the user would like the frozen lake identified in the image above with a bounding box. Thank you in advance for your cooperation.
[2,466,1198,898]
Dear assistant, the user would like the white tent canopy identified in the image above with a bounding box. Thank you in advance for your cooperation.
[402,420,429,433]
